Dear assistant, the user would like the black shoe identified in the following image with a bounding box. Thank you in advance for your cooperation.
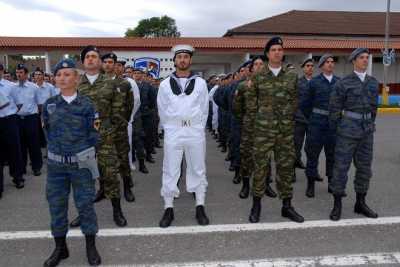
[123,176,135,202]
[139,159,149,174]
[265,183,277,198]
[249,196,261,223]
[13,179,24,189]
[295,159,306,169]
[232,168,241,184]
[146,154,155,163]
[330,195,342,221]
[292,173,297,183]
[305,177,315,198]
[195,205,210,226]
[33,170,41,176]
[239,177,250,199]
[281,198,304,223]
[315,174,323,182]
[228,165,235,172]
[159,208,174,228]
[69,216,81,228]
[43,236,69,267]
[93,180,105,203]
[221,145,227,153]
[354,193,378,218]
[85,235,101,266]
[111,198,127,227]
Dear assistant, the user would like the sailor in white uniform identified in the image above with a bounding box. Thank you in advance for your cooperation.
[157,45,210,228]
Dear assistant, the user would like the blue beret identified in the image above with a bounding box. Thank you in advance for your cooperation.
[81,45,100,63]
[301,57,314,68]
[264,36,283,55]
[16,63,28,72]
[318,54,334,68]
[53,59,76,75]
[101,52,117,62]
[349,48,369,62]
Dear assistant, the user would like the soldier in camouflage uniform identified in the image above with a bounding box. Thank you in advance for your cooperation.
[70,45,127,228]
[232,56,277,200]
[329,48,379,221]
[43,59,101,267]
[248,37,304,223]
[101,53,135,203]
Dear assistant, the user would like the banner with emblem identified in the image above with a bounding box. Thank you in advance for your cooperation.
[134,57,161,78]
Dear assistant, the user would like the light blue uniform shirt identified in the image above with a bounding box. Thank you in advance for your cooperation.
[36,81,58,104]
[0,79,18,117]
[12,80,40,116]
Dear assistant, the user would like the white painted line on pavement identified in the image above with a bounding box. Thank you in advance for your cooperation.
[101,252,400,267]
[1,216,400,240]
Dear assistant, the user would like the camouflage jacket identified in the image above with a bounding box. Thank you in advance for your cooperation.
[329,72,379,138]
[78,73,125,137]
[43,93,98,156]
[113,76,134,124]
[250,65,298,133]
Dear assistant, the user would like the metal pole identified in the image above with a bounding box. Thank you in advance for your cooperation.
[383,0,391,88]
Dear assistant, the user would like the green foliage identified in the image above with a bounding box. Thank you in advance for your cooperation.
[125,15,181,37]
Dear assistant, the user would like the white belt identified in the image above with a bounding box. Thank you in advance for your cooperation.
[48,151,78,163]
[165,117,203,127]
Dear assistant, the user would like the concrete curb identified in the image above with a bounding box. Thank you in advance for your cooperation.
[378,108,400,114]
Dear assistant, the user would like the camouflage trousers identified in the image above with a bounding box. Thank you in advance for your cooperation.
[331,133,374,196]
[46,161,98,237]
[114,127,131,179]
[98,134,121,199]
[252,129,294,199]
[240,126,272,184]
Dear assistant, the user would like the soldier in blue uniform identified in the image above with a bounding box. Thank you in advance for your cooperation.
[43,59,101,267]
[294,57,314,171]
[329,48,379,221]
[301,54,339,198]
[13,64,43,176]
[0,64,24,195]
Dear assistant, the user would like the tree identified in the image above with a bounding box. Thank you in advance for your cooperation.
[125,15,181,38]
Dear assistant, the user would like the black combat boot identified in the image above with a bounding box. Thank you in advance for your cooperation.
[249,196,261,223]
[239,177,250,199]
[85,235,101,266]
[232,167,241,184]
[315,174,323,182]
[265,183,277,198]
[221,144,227,153]
[354,193,378,218]
[330,194,342,221]
[123,176,135,202]
[305,177,315,198]
[195,205,210,226]
[93,180,105,203]
[12,177,25,189]
[295,159,306,169]
[69,216,81,228]
[139,159,149,174]
[281,198,304,223]
[43,236,69,267]
[111,198,127,227]
[146,153,155,163]
[159,208,174,228]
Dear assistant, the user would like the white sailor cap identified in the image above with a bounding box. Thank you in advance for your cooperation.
[172,44,195,58]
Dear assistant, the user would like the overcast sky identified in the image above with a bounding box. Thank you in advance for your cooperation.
[0,0,399,37]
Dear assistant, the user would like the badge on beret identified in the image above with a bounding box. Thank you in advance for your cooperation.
[62,62,68,68]
[47,103,56,114]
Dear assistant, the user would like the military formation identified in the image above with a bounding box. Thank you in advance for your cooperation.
[0,37,381,266]
[208,38,379,224]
